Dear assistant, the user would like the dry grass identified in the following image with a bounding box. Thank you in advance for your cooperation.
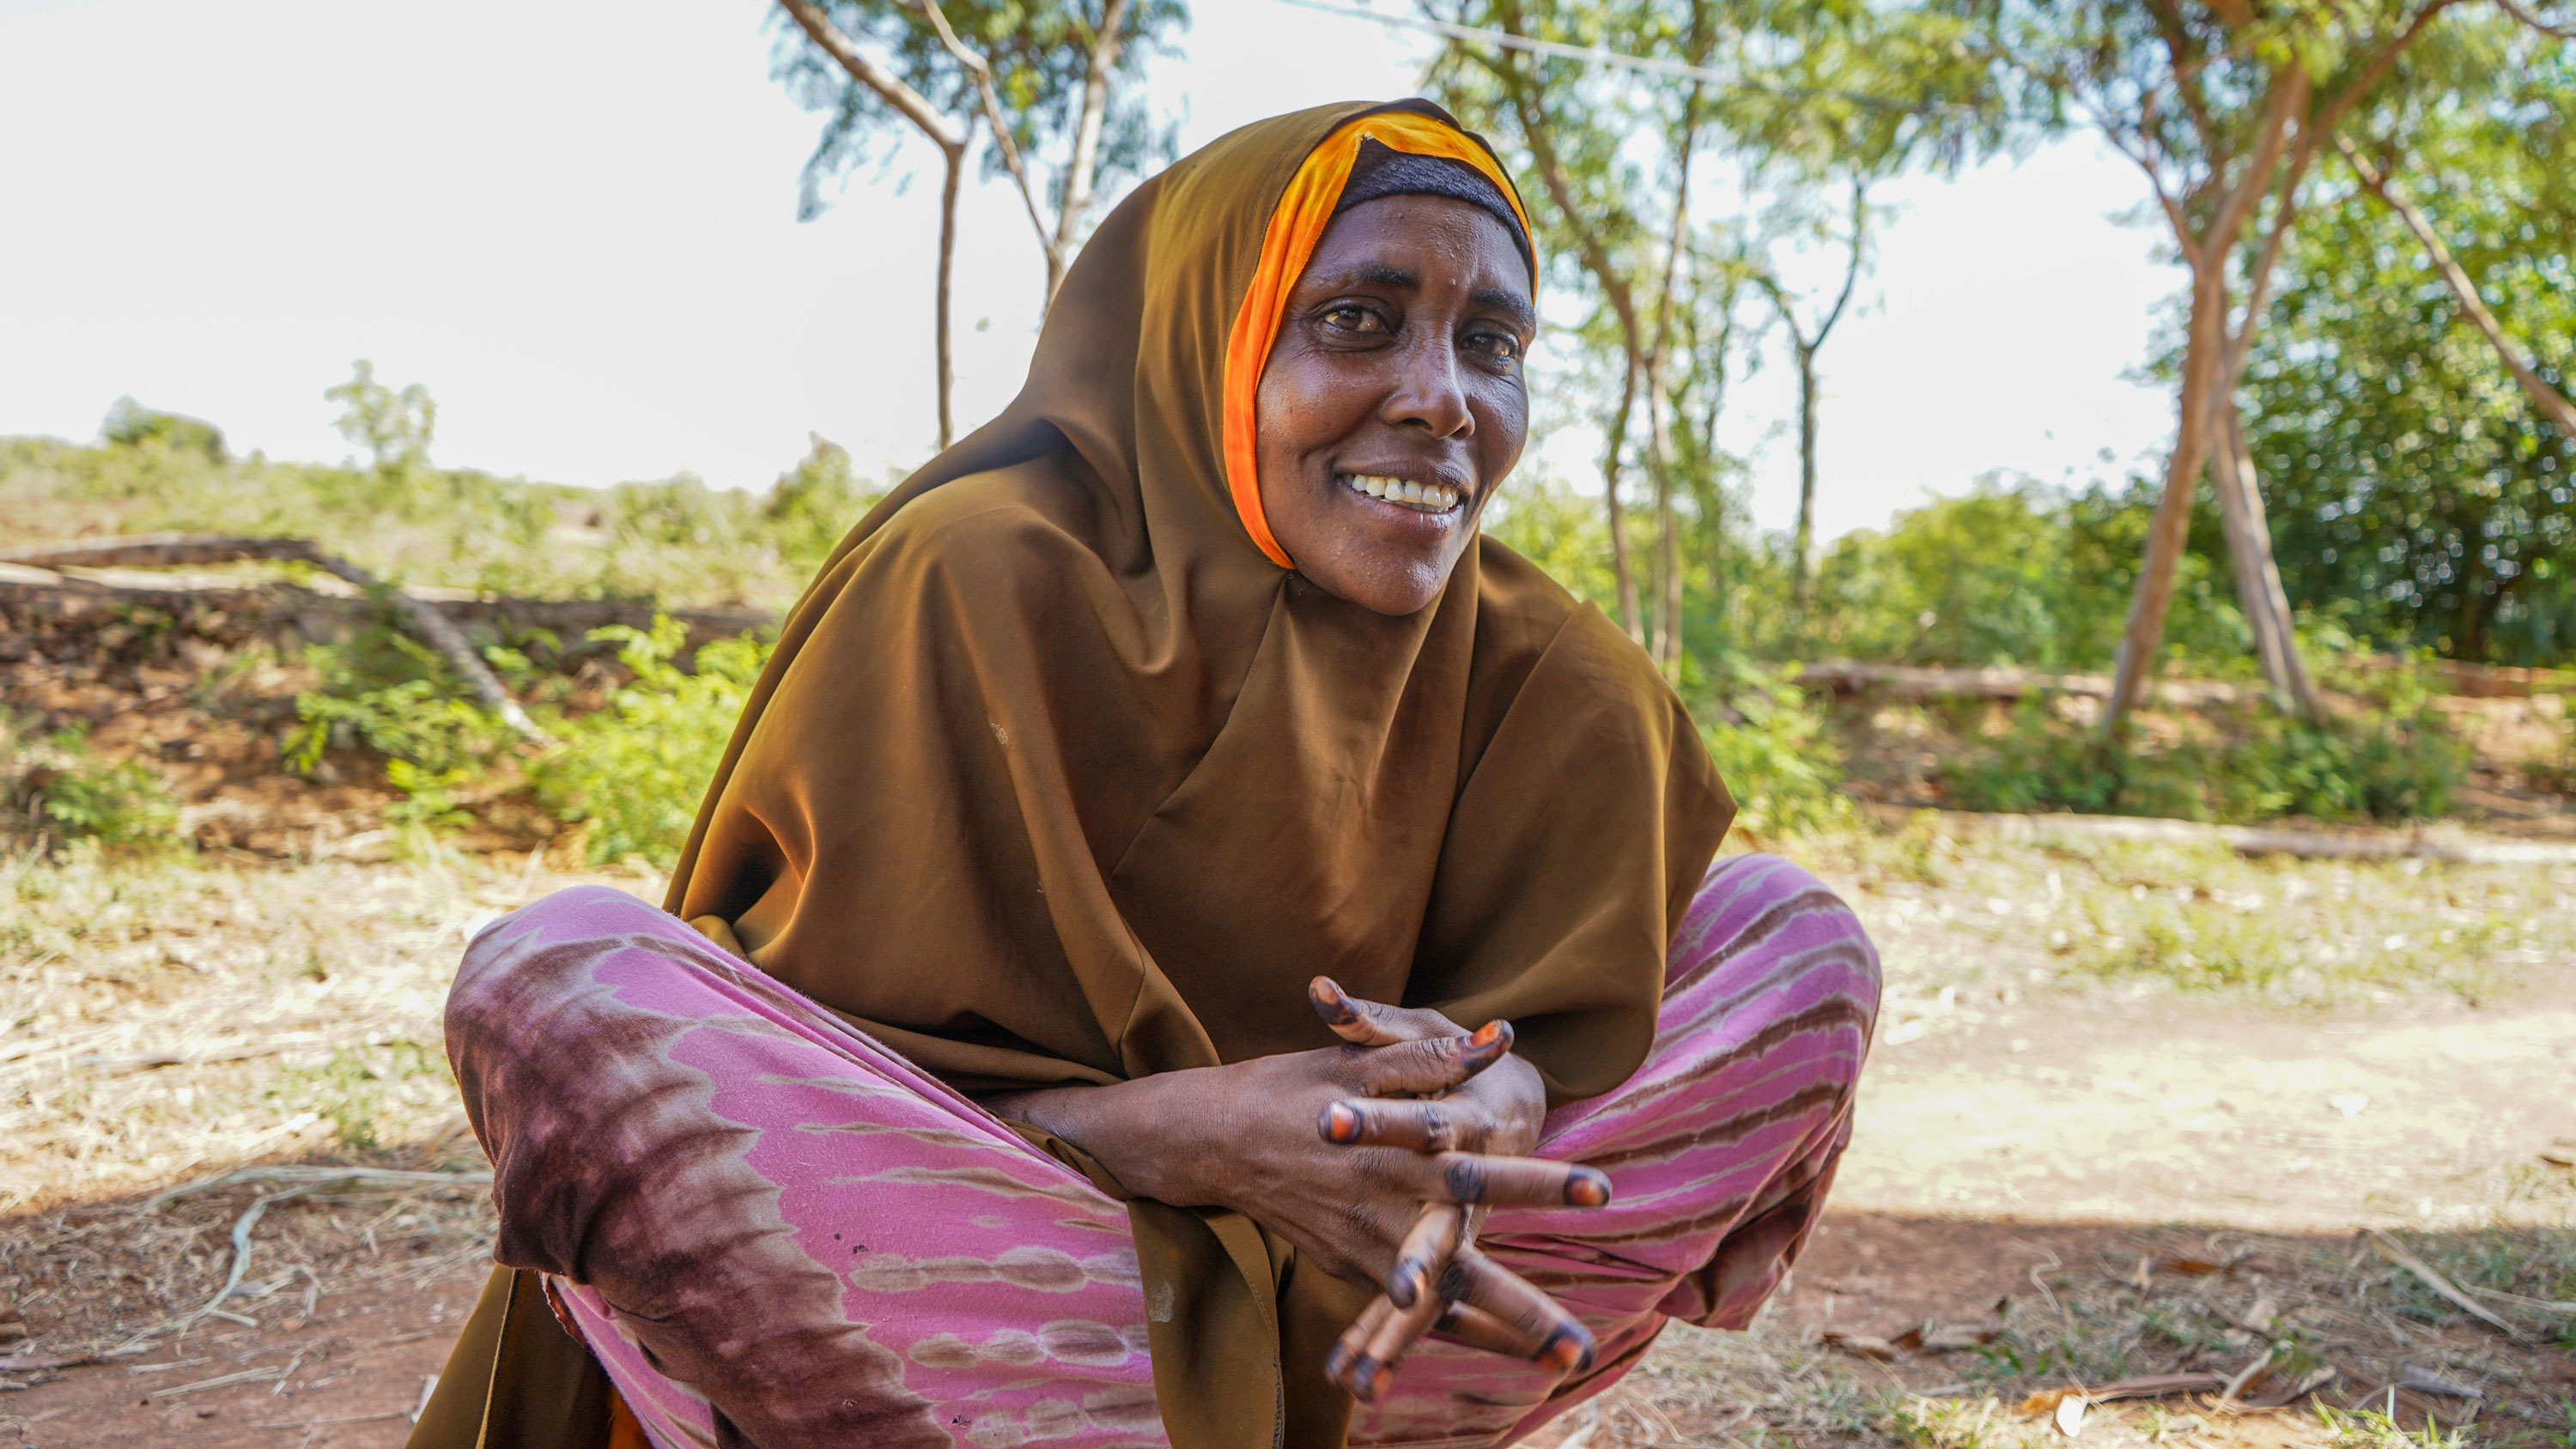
[5,828,2573,1439]
[1785,818,2576,1044]
[0,845,655,1215]
[1556,1222,2576,1448]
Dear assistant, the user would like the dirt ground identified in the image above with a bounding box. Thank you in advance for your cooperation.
[5,842,2574,1446]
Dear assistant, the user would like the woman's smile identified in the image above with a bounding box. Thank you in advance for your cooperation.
[1337,470,1467,513]
[1255,189,1534,615]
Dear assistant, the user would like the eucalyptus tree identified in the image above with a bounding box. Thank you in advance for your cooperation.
[1424,0,1687,654]
[770,0,1184,448]
[1963,0,2571,731]
[1422,0,1989,670]
[2239,27,2576,664]
[1753,185,1867,610]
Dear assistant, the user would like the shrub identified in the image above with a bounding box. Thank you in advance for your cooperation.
[1,721,182,852]
[1689,657,1851,840]
[1944,681,2469,825]
[530,616,770,865]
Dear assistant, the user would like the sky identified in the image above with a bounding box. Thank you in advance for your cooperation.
[0,0,2185,543]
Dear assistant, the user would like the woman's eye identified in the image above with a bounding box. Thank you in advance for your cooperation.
[1321,305,1388,335]
[1467,330,1524,362]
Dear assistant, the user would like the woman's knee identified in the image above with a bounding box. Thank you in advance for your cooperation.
[1680,853,1881,1010]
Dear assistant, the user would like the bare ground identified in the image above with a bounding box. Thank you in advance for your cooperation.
[6,839,2575,1446]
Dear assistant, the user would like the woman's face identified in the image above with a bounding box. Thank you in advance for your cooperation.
[1255,193,1534,615]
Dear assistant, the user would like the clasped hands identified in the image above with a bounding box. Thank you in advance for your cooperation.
[1297,976,1606,1399]
[982,976,1607,1401]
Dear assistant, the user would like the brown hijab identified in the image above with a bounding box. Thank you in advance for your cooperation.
[421,100,1730,1449]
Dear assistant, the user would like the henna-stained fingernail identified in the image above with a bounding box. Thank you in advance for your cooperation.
[1436,1262,1472,1302]
[1539,1326,1595,1374]
[1565,1167,1613,1207]
[1318,1101,1362,1143]
[1348,1355,1383,1399]
[1389,1259,1423,1308]
[1308,976,1358,1023]
[1467,1020,1503,1047]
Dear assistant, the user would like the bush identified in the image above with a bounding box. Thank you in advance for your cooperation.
[530,616,770,865]
[2,721,183,852]
[1688,657,1851,840]
[1944,681,2469,825]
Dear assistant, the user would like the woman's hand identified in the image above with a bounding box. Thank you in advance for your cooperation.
[980,979,1607,1402]
[1304,979,1601,1399]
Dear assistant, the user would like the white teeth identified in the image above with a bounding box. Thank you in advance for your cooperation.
[1339,473,1462,512]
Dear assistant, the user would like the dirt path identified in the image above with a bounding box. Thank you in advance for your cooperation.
[1837,973,2576,1231]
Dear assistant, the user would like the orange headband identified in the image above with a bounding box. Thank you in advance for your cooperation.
[1222,112,1534,570]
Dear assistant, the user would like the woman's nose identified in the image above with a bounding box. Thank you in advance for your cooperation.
[1379,332,1474,439]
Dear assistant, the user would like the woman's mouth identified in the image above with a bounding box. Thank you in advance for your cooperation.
[1339,472,1462,514]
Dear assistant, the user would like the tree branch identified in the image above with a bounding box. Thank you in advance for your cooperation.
[776,0,964,150]
[1813,183,1868,347]
[0,535,553,745]
[1054,0,1132,275]
[2494,0,2575,38]
[915,0,1054,262]
[2342,137,2576,437]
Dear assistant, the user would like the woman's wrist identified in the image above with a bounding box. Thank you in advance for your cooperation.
[981,1070,1232,1208]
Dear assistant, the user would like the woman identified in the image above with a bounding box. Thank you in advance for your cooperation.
[411,100,1878,1449]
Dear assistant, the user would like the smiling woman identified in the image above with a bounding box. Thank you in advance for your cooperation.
[1255,141,1537,616]
[410,102,1880,1449]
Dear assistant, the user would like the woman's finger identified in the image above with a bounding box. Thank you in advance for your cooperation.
[1357,1283,1449,1388]
[1443,1247,1595,1376]
[1323,1294,1398,1399]
[1432,1299,1543,1357]
[1385,1203,1465,1308]
[1308,977,1466,1046]
[1315,1097,1470,1153]
[1347,1021,1514,1097]
[1421,1153,1611,1209]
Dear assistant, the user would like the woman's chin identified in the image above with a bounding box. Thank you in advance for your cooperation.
[1298,550,1458,616]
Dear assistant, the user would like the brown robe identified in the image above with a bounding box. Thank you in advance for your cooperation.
[411,98,1730,1449]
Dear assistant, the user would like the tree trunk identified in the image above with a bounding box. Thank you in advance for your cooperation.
[1048,0,1130,310]
[934,142,962,450]
[1646,379,1681,672]
[1791,343,1820,608]
[2105,263,2229,734]
[2208,400,2324,717]
[1601,356,1643,643]
[777,0,969,450]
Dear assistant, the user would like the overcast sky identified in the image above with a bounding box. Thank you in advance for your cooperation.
[0,0,2183,543]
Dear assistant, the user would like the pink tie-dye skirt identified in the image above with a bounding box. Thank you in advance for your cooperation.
[445,853,1879,1449]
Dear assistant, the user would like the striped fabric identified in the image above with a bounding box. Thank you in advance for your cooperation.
[444,853,1877,1449]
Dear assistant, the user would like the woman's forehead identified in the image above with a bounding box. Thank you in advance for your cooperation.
[1303,195,1534,306]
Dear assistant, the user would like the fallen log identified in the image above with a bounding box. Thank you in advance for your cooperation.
[1867,804,2576,866]
[1794,658,2573,702]
[0,533,555,744]
[1791,661,2250,706]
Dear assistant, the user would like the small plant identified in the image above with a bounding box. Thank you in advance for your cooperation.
[2313,1402,2470,1449]
[2,721,182,853]
[531,616,770,865]
[1692,656,1852,841]
[270,1040,451,1152]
